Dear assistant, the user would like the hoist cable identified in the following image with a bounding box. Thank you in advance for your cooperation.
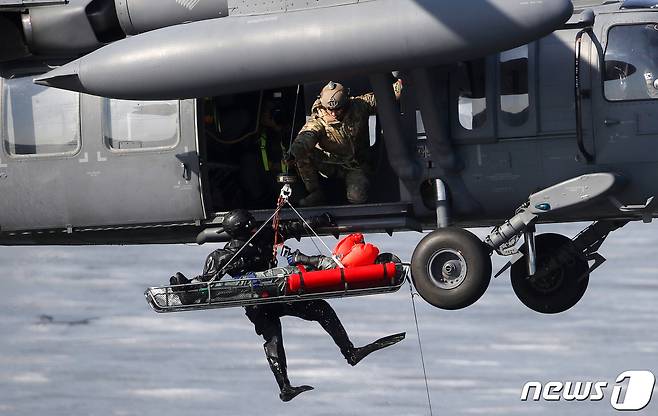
[285,201,344,268]
[287,84,302,152]
[407,276,434,416]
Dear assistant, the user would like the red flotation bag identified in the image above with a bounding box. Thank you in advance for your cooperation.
[286,262,398,294]
[333,233,380,268]
[333,233,365,258]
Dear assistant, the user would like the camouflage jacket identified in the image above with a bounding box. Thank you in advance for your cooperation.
[297,93,377,165]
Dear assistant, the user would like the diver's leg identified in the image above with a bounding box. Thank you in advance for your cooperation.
[287,252,337,271]
[246,306,313,401]
[285,300,355,359]
[286,300,406,366]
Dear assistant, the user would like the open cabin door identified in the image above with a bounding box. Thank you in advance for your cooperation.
[0,74,204,232]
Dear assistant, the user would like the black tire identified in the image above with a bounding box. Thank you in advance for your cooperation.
[511,233,589,314]
[411,228,492,310]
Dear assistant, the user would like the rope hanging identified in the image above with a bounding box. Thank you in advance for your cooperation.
[212,184,341,284]
[286,201,344,268]
[407,276,434,416]
[207,207,283,284]
[271,185,291,260]
[204,183,432,414]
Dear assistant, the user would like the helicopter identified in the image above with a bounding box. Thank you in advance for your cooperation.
[1,0,657,314]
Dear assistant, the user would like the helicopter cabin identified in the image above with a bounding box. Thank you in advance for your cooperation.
[2,0,658,244]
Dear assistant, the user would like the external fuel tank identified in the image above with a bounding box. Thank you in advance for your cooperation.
[36,0,574,100]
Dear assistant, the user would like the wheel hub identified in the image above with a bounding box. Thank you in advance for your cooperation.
[428,249,467,290]
[528,257,565,294]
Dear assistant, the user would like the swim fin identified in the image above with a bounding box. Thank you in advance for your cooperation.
[346,332,406,366]
[279,385,314,402]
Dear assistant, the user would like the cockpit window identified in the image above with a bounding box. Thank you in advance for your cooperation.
[605,24,658,101]
[500,45,529,126]
[103,99,180,150]
[2,76,80,156]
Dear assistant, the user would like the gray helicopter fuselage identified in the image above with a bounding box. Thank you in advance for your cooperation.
[0,0,657,245]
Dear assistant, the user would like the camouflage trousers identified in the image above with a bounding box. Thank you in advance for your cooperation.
[295,147,370,204]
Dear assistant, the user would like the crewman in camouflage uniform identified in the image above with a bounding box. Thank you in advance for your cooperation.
[291,80,402,206]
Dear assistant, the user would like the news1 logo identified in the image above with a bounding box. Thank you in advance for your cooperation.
[521,371,656,411]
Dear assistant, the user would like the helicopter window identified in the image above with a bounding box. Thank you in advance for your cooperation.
[605,24,658,101]
[457,59,488,130]
[416,110,426,139]
[368,115,377,146]
[2,76,80,156]
[499,45,529,126]
[103,99,180,150]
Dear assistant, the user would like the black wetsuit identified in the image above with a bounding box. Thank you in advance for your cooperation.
[199,219,356,399]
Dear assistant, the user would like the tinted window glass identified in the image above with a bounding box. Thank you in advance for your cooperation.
[416,110,426,140]
[2,76,80,156]
[605,24,658,101]
[104,99,180,150]
[500,45,529,126]
[457,59,487,130]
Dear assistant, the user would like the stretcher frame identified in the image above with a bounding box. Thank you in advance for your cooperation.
[145,265,410,313]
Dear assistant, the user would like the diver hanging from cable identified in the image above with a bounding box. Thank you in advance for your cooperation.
[168,209,405,402]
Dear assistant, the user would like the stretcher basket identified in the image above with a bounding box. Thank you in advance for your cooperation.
[145,263,409,313]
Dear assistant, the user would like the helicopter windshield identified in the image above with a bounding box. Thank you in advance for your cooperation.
[605,23,658,101]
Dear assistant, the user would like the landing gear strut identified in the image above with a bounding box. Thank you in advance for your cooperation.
[409,173,631,313]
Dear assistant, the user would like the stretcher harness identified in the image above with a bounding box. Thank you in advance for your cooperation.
[144,184,406,313]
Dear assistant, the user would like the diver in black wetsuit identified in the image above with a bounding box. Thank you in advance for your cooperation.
[170,209,405,402]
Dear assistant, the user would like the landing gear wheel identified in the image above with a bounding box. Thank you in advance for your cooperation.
[511,233,589,314]
[411,228,492,310]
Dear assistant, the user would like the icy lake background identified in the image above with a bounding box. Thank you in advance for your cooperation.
[1,222,656,416]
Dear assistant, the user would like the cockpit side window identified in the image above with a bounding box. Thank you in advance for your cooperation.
[2,76,80,156]
[605,24,658,101]
[500,45,529,126]
[103,99,180,150]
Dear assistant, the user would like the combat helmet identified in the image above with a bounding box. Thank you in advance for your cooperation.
[320,81,349,110]
[222,209,255,238]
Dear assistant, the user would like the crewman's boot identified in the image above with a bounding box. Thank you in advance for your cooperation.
[298,171,326,207]
[299,190,326,207]
[264,336,314,402]
[169,272,201,305]
[288,250,325,270]
[343,332,406,366]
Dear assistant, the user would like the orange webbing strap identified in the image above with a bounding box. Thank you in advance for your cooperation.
[272,184,293,261]
[272,196,284,261]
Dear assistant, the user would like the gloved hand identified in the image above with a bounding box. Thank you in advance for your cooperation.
[287,249,313,266]
[393,79,404,100]
[286,249,298,266]
[223,257,246,275]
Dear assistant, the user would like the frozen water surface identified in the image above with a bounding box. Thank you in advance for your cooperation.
[0,222,657,415]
